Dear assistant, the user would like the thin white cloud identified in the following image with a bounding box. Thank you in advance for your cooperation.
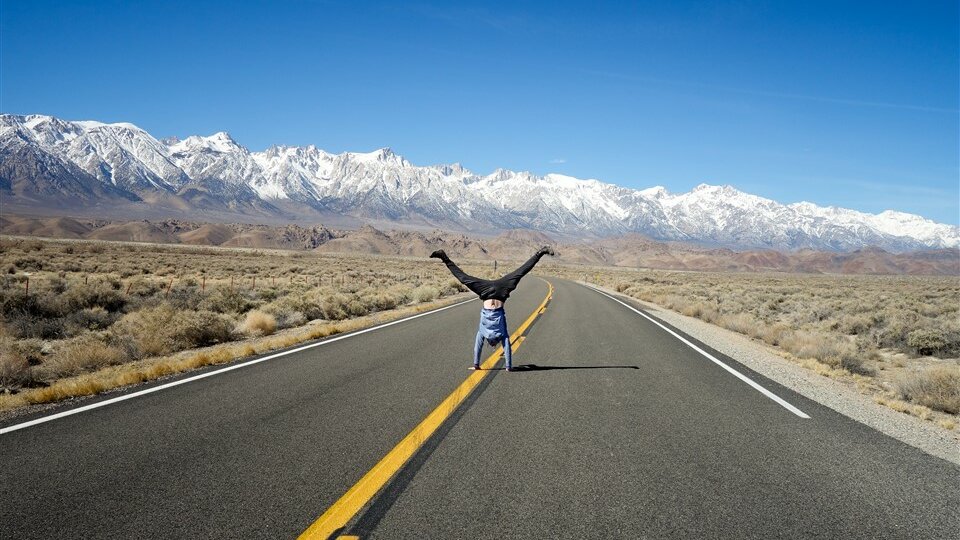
[846,179,958,197]
[549,158,567,164]
[583,69,959,114]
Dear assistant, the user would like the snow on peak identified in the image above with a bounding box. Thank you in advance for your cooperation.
[22,114,53,130]
[73,120,143,132]
[210,131,235,142]
[168,131,245,155]
[639,186,669,199]
[201,131,242,151]
[434,162,473,177]
[543,173,592,189]
[348,147,408,166]
[690,183,744,195]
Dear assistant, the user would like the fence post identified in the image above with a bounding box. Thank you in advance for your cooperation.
[252,276,256,289]
[24,276,29,296]
[126,281,133,295]
[230,276,234,292]
[201,275,206,293]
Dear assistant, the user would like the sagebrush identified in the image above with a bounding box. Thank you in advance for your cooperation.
[0,237,474,391]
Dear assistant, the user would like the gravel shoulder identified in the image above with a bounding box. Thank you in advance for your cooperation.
[584,281,960,466]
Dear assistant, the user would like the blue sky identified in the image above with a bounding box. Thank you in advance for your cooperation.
[2,1,958,224]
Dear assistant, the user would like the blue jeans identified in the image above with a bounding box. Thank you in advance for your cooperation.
[474,331,512,369]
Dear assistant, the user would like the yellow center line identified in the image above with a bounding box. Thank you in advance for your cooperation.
[299,278,554,540]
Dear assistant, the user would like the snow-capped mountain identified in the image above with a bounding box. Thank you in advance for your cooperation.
[1,114,957,252]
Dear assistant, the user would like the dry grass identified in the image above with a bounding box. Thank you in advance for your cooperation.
[0,293,467,414]
[0,337,31,387]
[240,310,277,336]
[896,366,960,414]
[0,236,471,407]
[39,334,126,379]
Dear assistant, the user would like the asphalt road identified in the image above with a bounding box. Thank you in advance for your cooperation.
[1,277,958,539]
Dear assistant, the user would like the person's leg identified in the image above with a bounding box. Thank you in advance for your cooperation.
[472,329,484,369]
[494,247,554,295]
[431,250,496,298]
[502,335,513,371]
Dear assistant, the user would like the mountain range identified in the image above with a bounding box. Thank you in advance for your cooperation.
[1,114,956,253]
[2,214,956,275]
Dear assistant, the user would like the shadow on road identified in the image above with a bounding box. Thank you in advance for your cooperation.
[507,364,640,372]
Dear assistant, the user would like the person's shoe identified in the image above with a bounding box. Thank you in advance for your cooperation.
[505,366,515,372]
[538,246,556,257]
[469,365,481,371]
[430,249,447,259]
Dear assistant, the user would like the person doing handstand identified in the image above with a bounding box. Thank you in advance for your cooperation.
[430,246,555,371]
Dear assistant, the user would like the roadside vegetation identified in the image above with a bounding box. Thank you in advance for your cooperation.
[544,265,960,428]
[3,235,957,430]
[0,237,474,413]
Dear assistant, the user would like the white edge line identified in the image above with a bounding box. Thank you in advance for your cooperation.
[586,284,811,419]
[0,298,476,435]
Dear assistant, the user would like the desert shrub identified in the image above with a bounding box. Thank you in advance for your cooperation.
[698,305,720,324]
[411,285,439,303]
[111,304,235,358]
[10,338,45,366]
[262,294,323,322]
[716,312,756,335]
[877,315,916,351]
[320,294,351,320]
[368,292,400,311]
[46,276,68,294]
[125,277,164,298]
[64,306,117,334]
[897,366,960,414]
[39,335,126,379]
[240,310,277,336]
[434,278,462,296]
[838,353,872,376]
[274,310,306,329]
[0,288,43,317]
[5,315,66,340]
[199,288,257,314]
[759,324,792,347]
[779,330,856,367]
[257,287,282,302]
[0,280,127,338]
[57,281,127,313]
[907,328,948,356]
[346,298,367,317]
[680,303,703,318]
[166,287,205,311]
[365,285,413,311]
[13,256,43,271]
[0,337,31,388]
[839,313,874,335]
